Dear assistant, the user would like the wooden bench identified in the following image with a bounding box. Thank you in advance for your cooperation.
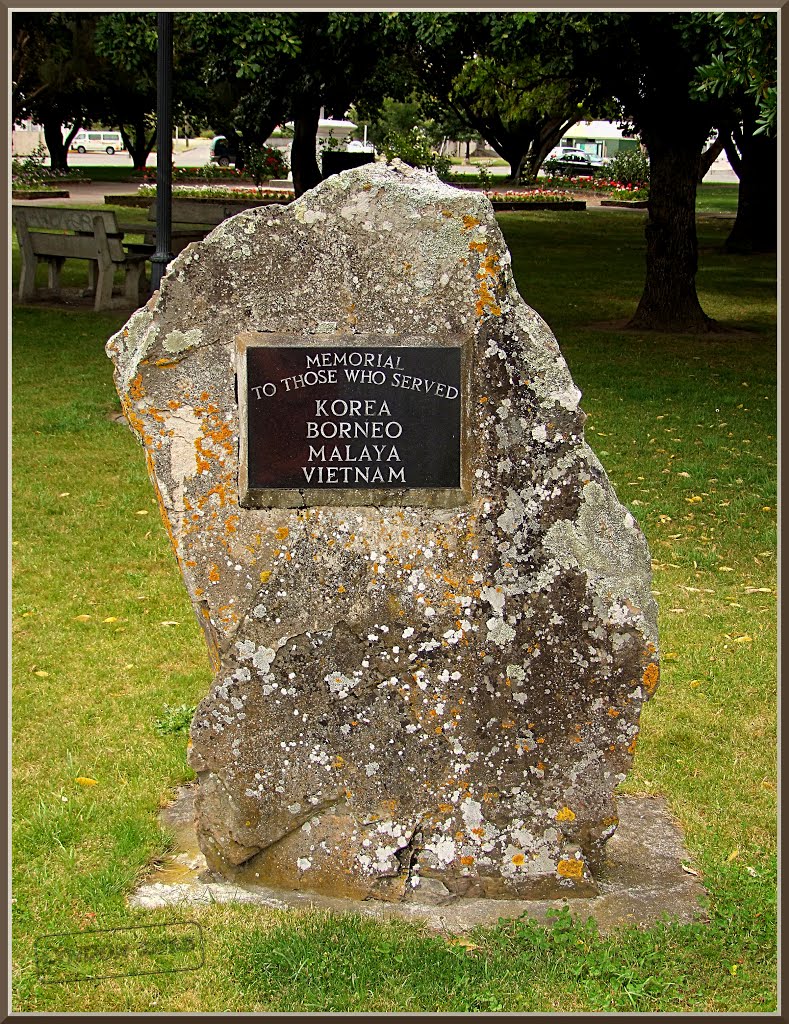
[12,205,151,311]
[142,200,220,255]
[141,197,289,254]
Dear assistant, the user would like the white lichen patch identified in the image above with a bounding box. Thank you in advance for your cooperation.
[163,327,203,354]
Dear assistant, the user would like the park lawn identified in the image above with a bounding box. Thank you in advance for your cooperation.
[54,165,139,184]
[695,182,740,213]
[11,207,776,1013]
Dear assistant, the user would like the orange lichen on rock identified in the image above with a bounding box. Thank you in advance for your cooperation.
[557,858,584,879]
[476,279,502,318]
[129,373,146,401]
[477,252,500,279]
[462,214,481,230]
[642,662,659,694]
[555,806,576,822]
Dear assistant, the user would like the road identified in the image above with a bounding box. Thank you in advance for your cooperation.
[64,142,738,184]
[66,140,213,169]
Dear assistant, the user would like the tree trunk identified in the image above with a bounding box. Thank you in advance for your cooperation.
[697,131,726,183]
[507,151,528,184]
[222,128,244,171]
[43,116,70,172]
[63,122,82,153]
[291,106,322,198]
[120,121,156,171]
[724,115,776,254]
[627,131,715,333]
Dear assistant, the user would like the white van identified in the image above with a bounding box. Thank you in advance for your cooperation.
[70,130,125,155]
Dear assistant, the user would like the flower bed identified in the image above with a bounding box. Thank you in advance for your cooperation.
[541,174,649,202]
[485,188,586,211]
[136,183,294,202]
[593,181,649,202]
[134,165,253,183]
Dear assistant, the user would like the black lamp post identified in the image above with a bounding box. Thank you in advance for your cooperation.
[150,12,173,293]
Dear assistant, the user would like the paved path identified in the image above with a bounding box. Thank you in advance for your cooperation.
[12,180,141,206]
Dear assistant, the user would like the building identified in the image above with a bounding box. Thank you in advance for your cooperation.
[558,120,641,161]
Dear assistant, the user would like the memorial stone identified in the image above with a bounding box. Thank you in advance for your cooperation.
[107,161,659,902]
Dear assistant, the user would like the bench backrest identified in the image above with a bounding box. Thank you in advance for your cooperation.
[12,205,126,262]
[12,205,121,235]
[145,199,266,226]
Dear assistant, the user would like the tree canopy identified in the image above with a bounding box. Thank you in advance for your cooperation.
[12,11,777,318]
[693,12,778,253]
[13,13,106,170]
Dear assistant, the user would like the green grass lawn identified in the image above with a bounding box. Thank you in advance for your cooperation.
[11,205,776,1012]
[696,182,740,213]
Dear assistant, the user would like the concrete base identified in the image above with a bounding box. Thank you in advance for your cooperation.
[129,788,707,935]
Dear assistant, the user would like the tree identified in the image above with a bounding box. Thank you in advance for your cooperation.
[14,12,168,172]
[407,12,733,330]
[528,12,732,332]
[12,13,102,171]
[429,106,482,162]
[694,12,777,135]
[401,14,611,184]
[177,12,302,173]
[717,106,776,254]
[179,13,408,197]
[694,13,777,253]
[697,131,726,183]
[272,13,411,196]
[353,97,428,152]
[93,14,160,170]
[441,55,594,183]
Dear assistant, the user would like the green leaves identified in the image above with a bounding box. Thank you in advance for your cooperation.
[692,12,777,135]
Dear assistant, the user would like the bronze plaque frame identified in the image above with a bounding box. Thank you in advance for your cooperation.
[236,332,473,508]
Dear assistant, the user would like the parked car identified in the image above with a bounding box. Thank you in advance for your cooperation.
[547,146,586,161]
[210,135,237,166]
[543,149,600,176]
[70,130,125,155]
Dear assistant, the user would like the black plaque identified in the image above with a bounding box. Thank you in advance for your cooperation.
[238,338,466,507]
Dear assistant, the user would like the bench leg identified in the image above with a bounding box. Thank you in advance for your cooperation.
[123,261,146,305]
[46,257,65,293]
[18,253,39,302]
[85,260,97,296]
[93,264,115,312]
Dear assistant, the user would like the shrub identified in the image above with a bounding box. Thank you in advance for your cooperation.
[381,126,452,180]
[11,144,50,186]
[245,144,289,186]
[605,149,650,187]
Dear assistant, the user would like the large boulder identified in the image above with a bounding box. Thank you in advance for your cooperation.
[107,162,659,902]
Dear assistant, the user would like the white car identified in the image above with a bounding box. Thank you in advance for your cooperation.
[70,130,125,155]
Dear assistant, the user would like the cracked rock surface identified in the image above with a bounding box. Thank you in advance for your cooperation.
[107,162,659,901]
